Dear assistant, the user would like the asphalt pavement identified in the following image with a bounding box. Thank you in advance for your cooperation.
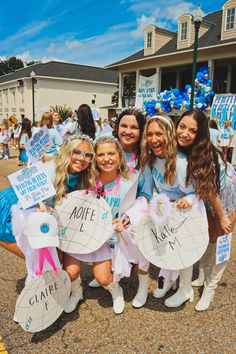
[0,150,236,353]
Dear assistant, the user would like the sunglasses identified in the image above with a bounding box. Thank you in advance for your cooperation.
[72,149,95,162]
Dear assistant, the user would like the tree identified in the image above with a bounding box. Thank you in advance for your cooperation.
[123,73,136,106]
[111,90,119,105]
[26,60,41,66]
[0,56,24,76]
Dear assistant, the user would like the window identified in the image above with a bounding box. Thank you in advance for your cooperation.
[147,32,152,48]
[226,7,235,30]
[180,22,188,40]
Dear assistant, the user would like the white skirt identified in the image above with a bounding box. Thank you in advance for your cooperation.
[112,226,150,281]
[68,243,111,263]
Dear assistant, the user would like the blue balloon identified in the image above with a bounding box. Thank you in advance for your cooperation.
[172,88,180,97]
[185,84,191,91]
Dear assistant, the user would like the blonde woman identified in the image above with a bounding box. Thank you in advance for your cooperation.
[66,136,133,315]
[0,135,96,277]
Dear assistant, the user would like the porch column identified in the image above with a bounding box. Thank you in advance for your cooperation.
[118,72,124,109]
[208,59,215,81]
[135,70,140,105]
[156,67,162,91]
[226,63,232,93]
[176,70,181,89]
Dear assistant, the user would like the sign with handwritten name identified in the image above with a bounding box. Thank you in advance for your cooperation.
[53,190,113,254]
[135,205,209,270]
[216,233,232,265]
[8,161,56,209]
[15,270,71,333]
[24,125,53,163]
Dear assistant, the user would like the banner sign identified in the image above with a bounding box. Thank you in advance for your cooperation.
[216,233,232,265]
[53,190,113,254]
[211,94,236,130]
[135,74,157,108]
[15,270,71,333]
[8,161,56,209]
[24,125,54,163]
[135,205,209,270]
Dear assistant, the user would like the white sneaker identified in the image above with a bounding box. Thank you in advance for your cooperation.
[3,156,9,160]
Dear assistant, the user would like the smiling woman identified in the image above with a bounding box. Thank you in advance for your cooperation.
[140,114,205,307]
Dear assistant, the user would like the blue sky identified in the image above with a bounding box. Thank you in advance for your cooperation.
[0,0,226,67]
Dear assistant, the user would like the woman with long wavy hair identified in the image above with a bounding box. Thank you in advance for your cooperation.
[77,104,96,139]
[175,110,236,311]
[141,115,200,308]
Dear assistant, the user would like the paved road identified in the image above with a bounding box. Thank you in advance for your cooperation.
[0,152,236,353]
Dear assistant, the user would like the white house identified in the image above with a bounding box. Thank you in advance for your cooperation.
[0,61,118,122]
[107,0,236,108]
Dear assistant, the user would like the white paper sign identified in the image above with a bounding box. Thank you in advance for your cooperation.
[91,108,100,120]
[15,270,71,333]
[135,205,209,270]
[216,233,232,265]
[8,161,56,209]
[53,190,113,254]
[55,123,67,136]
[24,125,54,163]
[135,74,158,108]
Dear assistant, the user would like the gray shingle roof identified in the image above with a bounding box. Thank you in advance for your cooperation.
[0,61,117,84]
[107,10,236,68]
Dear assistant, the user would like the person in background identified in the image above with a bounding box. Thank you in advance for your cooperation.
[51,111,66,138]
[38,112,63,158]
[63,111,78,140]
[220,120,234,162]
[209,119,221,147]
[13,123,21,149]
[31,121,41,135]
[0,119,11,159]
[77,104,96,139]
[18,118,32,166]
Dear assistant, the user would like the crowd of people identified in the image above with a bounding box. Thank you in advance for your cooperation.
[0,105,235,320]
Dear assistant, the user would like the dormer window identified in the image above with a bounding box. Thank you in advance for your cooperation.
[180,22,188,40]
[226,7,235,30]
[147,32,153,48]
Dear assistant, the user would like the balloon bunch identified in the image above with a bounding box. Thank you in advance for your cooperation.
[143,66,215,115]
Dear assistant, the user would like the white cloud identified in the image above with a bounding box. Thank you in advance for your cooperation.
[131,15,157,38]
[163,2,195,21]
[16,51,33,63]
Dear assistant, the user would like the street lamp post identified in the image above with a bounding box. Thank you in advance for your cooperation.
[30,71,37,124]
[190,4,203,110]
